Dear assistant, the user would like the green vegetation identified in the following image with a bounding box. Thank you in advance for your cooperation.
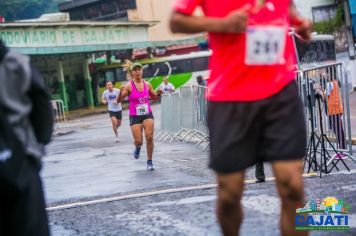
[147,73,193,90]
[0,0,66,21]
[313,4,344,34]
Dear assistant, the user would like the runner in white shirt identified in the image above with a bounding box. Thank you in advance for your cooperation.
[158,77,175,94]
[101,81,122,142]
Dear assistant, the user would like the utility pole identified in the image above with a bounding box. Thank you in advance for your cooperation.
[343,0,355,58]
[343,0,356,88]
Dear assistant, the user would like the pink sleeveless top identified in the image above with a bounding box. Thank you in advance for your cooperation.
[128,80,152,116]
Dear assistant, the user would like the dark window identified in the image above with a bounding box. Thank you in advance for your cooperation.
[294,35,336,64]
[323,41,329,51]
[139,56,210,77]
[97,72,107,87]
[115,68,126,81]
[101,1,117,15]
[52,80,59,94]
[309,42,316,51]
[170,57,209,74]
[75,74,85,90]
[116,0,136,11]
[142,63,164,77]
[328,41,336,60]
[105,71,115,84]
[70,10,84,20]
[192,57,209,71]
[103,12,128,20]
[316,42,325,61]
[312,4,337,23]
[46,76,59,94]
[86,5,101,19]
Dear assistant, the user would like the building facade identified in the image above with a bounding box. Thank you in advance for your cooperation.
[295,0,337,22]
[0,21,153,110]
[59,0,202,42]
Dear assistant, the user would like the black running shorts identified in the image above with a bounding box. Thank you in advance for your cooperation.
[207,81,306,174]
[129,113,154,126]
[109,111,122,120]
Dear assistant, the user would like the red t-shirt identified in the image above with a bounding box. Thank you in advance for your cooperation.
[173,0,297,101]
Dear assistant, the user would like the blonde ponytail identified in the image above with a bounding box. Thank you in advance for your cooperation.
[123,59,133,80]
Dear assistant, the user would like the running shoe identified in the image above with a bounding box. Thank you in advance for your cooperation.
[115,137,119,143]
[133,146,141,159]
[147,160,154,171]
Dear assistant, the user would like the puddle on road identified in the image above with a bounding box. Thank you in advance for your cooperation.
[242,194,280,215]
[50,223,77,236]
[115,209,203,235]
[341,184,356,191]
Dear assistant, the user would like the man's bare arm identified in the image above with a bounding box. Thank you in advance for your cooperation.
[101,96,107,105]
[289,1,312,41]
[170,4,251,34]
[148,83,162,100]
[117,87,125,103]
[119,83,131,102]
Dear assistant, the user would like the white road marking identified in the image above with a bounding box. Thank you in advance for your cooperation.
[45,172,320,212]
[47,184,217,212]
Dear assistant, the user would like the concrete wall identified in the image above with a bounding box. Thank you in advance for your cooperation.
[127,0,201,42]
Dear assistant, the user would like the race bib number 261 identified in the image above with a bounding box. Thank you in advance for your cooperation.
[245,26,287,65]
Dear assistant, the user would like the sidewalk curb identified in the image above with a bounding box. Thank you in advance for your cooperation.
[65,103,130,120]
[66,110,107,120]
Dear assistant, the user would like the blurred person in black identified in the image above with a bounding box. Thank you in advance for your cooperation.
[0,40,52,236]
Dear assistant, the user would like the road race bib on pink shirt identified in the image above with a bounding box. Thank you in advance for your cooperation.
[135,104,149,116]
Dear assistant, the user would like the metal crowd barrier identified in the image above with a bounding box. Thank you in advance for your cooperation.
[297,61,356,175]
[155,85,209,150]
[158,62,356,165]
[51,99,66,130]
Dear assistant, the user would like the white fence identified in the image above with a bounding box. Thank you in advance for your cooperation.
[51,100,66,130]
[156,85,209,150]
[157,63,356,175]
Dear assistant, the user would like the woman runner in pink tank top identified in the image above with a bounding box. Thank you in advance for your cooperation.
[119,60,163,171]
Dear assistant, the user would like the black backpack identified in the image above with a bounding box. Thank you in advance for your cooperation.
[0,107,31,190]
[28,66,53,145]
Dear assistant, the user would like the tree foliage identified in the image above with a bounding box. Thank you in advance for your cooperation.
[0,0,66,21]
[313,4,344,34]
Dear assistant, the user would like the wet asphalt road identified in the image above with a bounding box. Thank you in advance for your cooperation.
[44,104,356,235]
